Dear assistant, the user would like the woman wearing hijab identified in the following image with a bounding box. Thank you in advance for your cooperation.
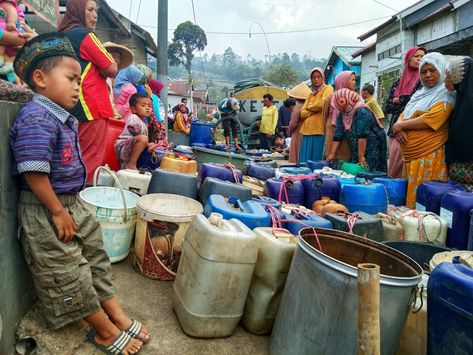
[392,52,455,208]
[113,65,144,121]
[327,88,387,172]
[174,103,191,135]
[385,47,426,177]
[287,82,311,163]
[148,79,168,147]
[298,67,334,163]
[58,0,118,184]
[445,56,473,190]
[323,70,356,164]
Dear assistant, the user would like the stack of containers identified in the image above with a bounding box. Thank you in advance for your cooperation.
[415,180,465,214]
[373,177,408,206]
[440,190,473,249]
[265,177,305,205]
[200,163,243,184]
[303,174,341,209]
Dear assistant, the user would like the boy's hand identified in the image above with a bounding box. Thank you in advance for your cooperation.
[52,209,78,244]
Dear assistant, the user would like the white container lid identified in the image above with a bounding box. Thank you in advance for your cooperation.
[137,193,203,223]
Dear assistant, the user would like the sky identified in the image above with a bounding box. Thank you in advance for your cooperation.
[107,0,420,60]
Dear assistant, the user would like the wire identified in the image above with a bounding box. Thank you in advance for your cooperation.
[128,0,133,19]
[139,15,391,35]
[189,0,208,90]
[191,0,197,24]
[372,0,398,13]
[135,0,142,24]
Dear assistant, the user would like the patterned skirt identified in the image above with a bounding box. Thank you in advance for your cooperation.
[402,146,448,208]
[448,162,473,191]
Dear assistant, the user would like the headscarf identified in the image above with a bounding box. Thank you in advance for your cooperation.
[403,52,455,119]
[329,70,355,125]
[177,103,190,127]
[309,67,326,94]
[149,79,164,97]
[332,88,378,131]
[135,64,153,97]
[57,0,90,32]
[446,56,473,163]
[393,46,427,97]
[113,65,144,96]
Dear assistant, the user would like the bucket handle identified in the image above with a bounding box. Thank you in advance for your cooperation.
[93,165,129,223]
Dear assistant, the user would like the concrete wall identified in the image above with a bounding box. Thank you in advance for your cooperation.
[359,49,379,96]
[0,102,36,355]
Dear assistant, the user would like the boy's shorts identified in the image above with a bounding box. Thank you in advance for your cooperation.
[18,191,115,330]
[222,117,239,138]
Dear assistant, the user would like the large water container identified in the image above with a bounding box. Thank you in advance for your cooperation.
[340,182,388,214]
[415,180,465,214]
[306,160,332,171]
[427,262,473,354]
[440,190,473,249]
[147,168,199,199]
[279,204,332,235]
[199,177,252,203]
[247,162,276,181]
[302,174,341,208]
[325,212,384,242]
[338,175,356,187]
[469,211,473,250]
[264,177,305,205]
[173,213,257,338]
[373,177,408,206]
[251,195,281,209]
[279,167,312,175]
[189,121,213,146]
[200,163,243,184]
[204,195,270,230]
[241,228,297,335]
[270,228,423,355]
[160,155,198,174]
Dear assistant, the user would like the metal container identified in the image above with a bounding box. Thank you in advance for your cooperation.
[270,228,423,355]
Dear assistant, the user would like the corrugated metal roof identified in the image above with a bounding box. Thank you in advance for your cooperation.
[335,46,364,65]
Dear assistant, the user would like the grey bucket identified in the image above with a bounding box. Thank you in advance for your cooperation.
[270,228,423,355]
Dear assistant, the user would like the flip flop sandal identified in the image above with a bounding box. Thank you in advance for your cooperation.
[87,328,138,355]
[126,319,150,344]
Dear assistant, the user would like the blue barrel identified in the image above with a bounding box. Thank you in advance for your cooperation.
[306,160,332,171]
[416,180,465,215]
[356,171,388,181]
[200,163,243,184]
[373,177,408,206]
[428,262,473,354]
[338,176,356,187]
[199,177,252,203]
[265,178,305,205]
[247,162,276,181]
[251,195,281,209]
[303,174,341,209]
[279,167,312,175]
[204,195,270,230]
[440,190,473,250]
[189,121,213,146]
[281,209,332,235]
[340,183,388,214]
[469,211,473,250]
[147,168,199,199]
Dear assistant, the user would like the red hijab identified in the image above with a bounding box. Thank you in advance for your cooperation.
[58,0,91,32]
[149,79,164,97]
[393,46,427,97]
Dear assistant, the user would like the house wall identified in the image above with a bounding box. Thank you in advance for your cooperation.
[417,12,456,44]
[359,49,379,95]
[327,58,361,88]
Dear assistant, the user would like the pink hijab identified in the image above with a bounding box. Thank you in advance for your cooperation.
[333,88,382,131]
[330,71,355,125]
[393,46,427,97]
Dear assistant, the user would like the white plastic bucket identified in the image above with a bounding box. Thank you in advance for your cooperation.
[79,166,140,263]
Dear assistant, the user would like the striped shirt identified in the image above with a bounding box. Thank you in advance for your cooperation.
[9,95,86,193]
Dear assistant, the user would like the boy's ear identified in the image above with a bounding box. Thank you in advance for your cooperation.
[31,69,47,89]
[130,105,137,114]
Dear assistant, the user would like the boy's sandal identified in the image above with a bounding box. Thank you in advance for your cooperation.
[126,319,150,344]
[87,328,139,355]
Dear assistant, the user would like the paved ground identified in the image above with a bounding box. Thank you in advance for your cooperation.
[17,256,269,355]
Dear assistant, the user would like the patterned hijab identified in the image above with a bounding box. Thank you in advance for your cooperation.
[113,65,144,96]
[393,46,426,97]
[332,88,380,131]
[403,52,455,119]
[309,67,326,94]
[135,64,153,97]
[57,0,90,32]
[330,71,355,125]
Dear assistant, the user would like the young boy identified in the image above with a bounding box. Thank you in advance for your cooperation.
[361,84,385,121]
[10,33,148,354]
[270,135,289,154]
[115,93,156,170]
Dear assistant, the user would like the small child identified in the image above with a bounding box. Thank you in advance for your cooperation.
[270,136,289,154]
[0,0,25,82]
[361,84,385,121]
[11,33,148,354]
[115,93,156,170]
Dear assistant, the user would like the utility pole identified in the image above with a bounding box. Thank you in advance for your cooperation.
[157,0,168,137]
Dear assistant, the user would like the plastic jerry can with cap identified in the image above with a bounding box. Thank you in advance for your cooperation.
[204,195,271,230]
[390,208,448,246]
[373,177,408,206]
[278,166,312,175]
[340,181,388,214]
[247,162,276,181]
[264,177,305,205]
[160,154,198,174]
[303,173,341,208]
[241,227,297,335]
[306,160,332,171]
[115,169,152,196]
[173,213,257,338]
[279,204,332,235]
[199,177,252,203]
[324,212,384,242]
[200,163,243,184]
[147,168,199,199]
[440,189,473,250]
[415,180,465,214]
[375,213,404,242]
[251,195,281,209]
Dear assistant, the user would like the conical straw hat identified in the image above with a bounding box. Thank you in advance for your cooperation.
[287,82,311,100]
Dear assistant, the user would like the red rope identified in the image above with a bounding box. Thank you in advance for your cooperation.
[277,173,319,203]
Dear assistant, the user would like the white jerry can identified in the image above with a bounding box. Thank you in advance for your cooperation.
[115,169,152,195]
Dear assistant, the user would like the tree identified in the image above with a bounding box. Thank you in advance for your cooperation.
[223,47,237,66]
[168,21,207,101]
[262,64,298,88]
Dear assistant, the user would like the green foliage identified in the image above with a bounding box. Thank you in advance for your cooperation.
[378,71,399,107]
[262,64,298,88]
